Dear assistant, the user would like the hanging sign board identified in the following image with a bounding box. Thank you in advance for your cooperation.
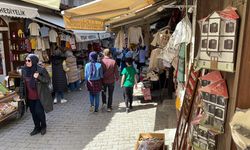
[63,16,105,31]
[0,2,39,18]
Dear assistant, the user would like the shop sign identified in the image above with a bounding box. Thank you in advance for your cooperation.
[63,16,104,31]
[0,2,39,18]
[99,33,111,39]
[80,34,98,42]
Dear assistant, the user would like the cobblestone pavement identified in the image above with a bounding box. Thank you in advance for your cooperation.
[0,84,176,150]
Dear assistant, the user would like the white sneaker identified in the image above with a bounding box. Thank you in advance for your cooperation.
[89,106,94,112]
[53,98,58,104]
[61,99,68,103]
[102,104,106,110]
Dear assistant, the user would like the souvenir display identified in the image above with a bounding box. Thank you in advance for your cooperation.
[199,79,228,133]
[196,7,239,72]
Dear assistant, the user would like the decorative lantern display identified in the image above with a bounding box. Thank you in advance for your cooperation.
[196,7,239,72]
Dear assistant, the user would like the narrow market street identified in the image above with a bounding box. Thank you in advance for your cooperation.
[0,83,176,150]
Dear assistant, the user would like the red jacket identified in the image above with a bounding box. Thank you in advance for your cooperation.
[101,56,119,84]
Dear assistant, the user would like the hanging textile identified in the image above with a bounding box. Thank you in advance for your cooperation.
[114,30,125,50]
[151,29,171,48]
[127,27,144,46]
[159,16,192,69]
[177,43,186,83]
[148,48,161,70]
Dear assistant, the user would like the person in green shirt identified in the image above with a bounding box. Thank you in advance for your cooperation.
[121,58,138,113]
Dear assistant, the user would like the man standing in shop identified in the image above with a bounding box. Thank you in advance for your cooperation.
[101,49,119,112]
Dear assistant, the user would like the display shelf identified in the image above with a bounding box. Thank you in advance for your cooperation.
[0,109,18,122]
[0,92,18,103]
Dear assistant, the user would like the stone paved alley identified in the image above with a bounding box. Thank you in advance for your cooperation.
[0,84,176,150]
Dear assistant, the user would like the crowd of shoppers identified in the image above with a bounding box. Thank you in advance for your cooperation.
[19,46,140,136]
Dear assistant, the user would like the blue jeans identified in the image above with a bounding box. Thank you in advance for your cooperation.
[69,80,81,91]
[89,92,100,111]
[55,91,64,102]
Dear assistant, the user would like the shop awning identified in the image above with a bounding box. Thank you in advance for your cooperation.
[0,2,39,18]
[21,0,61,11]
[62,0,155,31]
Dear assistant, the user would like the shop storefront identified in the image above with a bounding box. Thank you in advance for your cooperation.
[62,0,250,149]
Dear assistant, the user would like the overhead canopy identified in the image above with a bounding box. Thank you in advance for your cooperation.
[62,0,155,31]
[0,2,39,18]
[21,0,61,11]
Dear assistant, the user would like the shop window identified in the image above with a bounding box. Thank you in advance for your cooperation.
[224,39,233,49]
[210,94,217,103]
[225,22,235,33]
[203,24,208,33]
[202,39,207,48]
[217,96,225,106]
[210,23,218,33]
[209,39,217,49]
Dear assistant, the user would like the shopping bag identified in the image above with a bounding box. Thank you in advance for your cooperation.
[142,88,151,101]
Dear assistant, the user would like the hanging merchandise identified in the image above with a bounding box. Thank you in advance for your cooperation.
[28,22,40,36]
[30,37,37,50]
[159,16,192,69]
[40,26,50,37]
[36,37,42,50]
[114,30,125,50]
[49,29,58,43]
[43,37,50,49]
[199,79,228,134]
[127,26,144,46]
[177,43,186,83]
[25,39,32,52]
[60,33,66,41]
[195,7,239,72]
[34,49,44,62]
[69,36,76,50]
[151,28,172,48]
[148,48,164,71]
[191,125,217,150]
[65,35,71,49]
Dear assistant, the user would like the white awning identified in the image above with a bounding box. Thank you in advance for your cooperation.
[0,2,39,18]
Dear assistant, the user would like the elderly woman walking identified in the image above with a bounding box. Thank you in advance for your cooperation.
[19,54,53,136]
[85,52,103,112]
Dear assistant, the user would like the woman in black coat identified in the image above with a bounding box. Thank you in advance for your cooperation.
[51,48,68,104]
[19,54,53,136]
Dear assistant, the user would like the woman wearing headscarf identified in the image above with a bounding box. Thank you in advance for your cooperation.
[85,52,103,112]
[19,54,53,136]
[51,47,68,104]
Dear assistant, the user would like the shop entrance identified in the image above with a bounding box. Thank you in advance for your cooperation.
[0,31,9,82]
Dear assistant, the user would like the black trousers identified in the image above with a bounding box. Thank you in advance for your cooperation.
[123,87,133,108]
[28,100,46,130]
[102,83,115,109]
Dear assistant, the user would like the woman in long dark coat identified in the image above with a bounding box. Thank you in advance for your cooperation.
[19,54,53,136]
[51,48,68,104]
